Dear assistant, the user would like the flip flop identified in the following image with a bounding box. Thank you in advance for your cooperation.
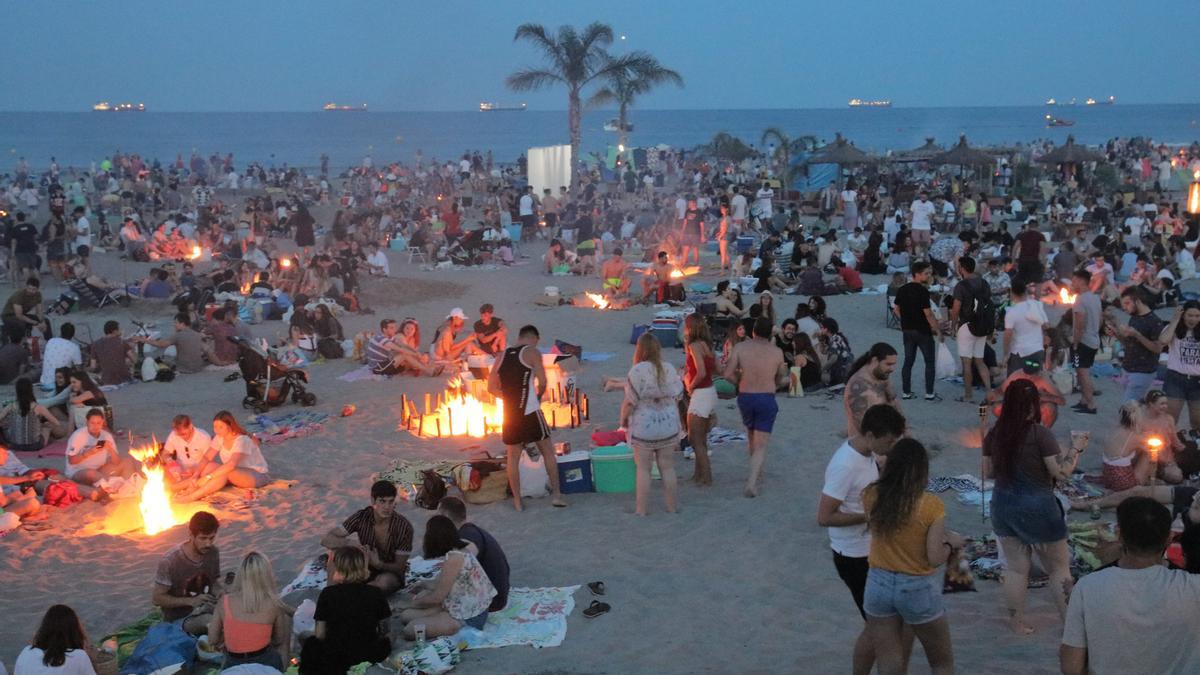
[588,581,606,596]
[583,600,610,618]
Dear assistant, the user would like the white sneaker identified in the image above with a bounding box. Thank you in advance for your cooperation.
[683,447,695,460]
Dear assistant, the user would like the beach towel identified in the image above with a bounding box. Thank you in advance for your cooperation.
[388,637,461,675]
[339,364,388,382]
[204,478,298,511]
[376,459,466,492]
[282,554,328,596]
[100,608,164,667]
[98,380,140,393]
[580,351,615,362]
[452,586,579,650]
[246,411,329,444]
[707,426,747,447]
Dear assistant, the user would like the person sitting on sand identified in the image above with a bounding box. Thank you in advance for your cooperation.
[432,307,481,363]
[133,313,215,375]
[175,411,270,502]
[986,358,1065,428]
[472,303,507,356]
[0,445,48,520]
[15,604,98,674]
[207,551,293,670]
[298,547,392,675]
[65,408,136,501]
[396,515,497,640]
[0,377,66,453]
[67,370,107,431]
[437,496,510,612]
[367,318,440,377]
[321,480,414,594]
[712,280,747,320]
[162,414,212,489]
[641,251,674,303]
[544,239,568,274]
[1137,389,1185,484]
[153,511,222,636]
[600,247,632,296]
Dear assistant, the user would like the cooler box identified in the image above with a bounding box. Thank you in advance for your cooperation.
[389,236,408,251]
[556,450,594,494]
[736,235,755,253]
[506,224,523,242]
[591,444,635,493]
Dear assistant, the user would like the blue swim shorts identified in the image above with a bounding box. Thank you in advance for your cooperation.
[737,392,779,433]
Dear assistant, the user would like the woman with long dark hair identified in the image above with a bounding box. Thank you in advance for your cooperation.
[1160,302,1200,431]
[67,370,107,431]
[793,333,824,390]
[397,515,496,639]
[292,202,316,253]
[16,604,97,673]
[863,438,962,674]
[983,379,1082,635]
[177,410,270,502]
[0,377,64,451]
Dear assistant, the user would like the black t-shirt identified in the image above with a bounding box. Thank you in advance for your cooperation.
[775,335,797,367]
[459,523,510,611]
[312,582,391,670]
[1124,311,1166,373]
[894,282,933,333]
[952,276,990,328]
[576,214,594,241]
[682,208,703,236]
[1016,230,1044,260]
[11,223,39,254]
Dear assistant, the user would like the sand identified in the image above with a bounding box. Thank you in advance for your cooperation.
[0,226,1121,674]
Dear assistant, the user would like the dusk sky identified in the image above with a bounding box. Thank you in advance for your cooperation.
[6,0,1198,112]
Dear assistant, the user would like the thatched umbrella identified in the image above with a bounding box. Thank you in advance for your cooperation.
[932,135,996,167]
[894,137,943,163]
[806,132,874,166]
[1036,135,1105,165]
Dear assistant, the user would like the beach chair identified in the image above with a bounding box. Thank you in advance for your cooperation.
[885,289,899,329]
[66,277,129,310]
[407,247,427,264]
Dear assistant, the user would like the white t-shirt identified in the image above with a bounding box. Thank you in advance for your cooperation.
[366,250,390,276]
[163,428,212,471]
[74,216,92,249]
[1062,565,1200,674]
[518,194,534,217]
[1004,299,1048,357]
[14,646,96,674]
[459,159,471,173]
[40,338,82,390]
[1124,216,1145,238]
[821,441,878,558]
[214,434,269,474]
[65,428,116,477]
[755,188,774,217]
[731,193,748,220]
[674,197,687,220]
[910,200,935,230]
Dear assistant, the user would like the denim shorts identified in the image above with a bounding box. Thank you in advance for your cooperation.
[863,567,944,625]
[1164,370,1200,402]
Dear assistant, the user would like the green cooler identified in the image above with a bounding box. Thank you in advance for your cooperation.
[591,444,636,493]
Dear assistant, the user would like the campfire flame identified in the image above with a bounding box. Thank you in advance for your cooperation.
[240,282,251,294]
[418,378,505,438]
[280,258,292,268]
[1059,288,1077,304]
[668,265,701,279]
[189,245,203,260]
[128,444,180,536]
[585,292,610,309]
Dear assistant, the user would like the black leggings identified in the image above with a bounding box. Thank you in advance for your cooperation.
[902,330,935,396]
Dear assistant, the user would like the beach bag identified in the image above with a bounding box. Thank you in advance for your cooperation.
[935,342,957,379]
[317,337,345,359]
[519,451,550,498]
[44,480,82,507]
[119,621,195,674]
[415,470,447,510]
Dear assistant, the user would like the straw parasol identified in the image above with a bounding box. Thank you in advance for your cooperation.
[805,133,874,166]
[1036,135,1105,165]
[894,137,943,163]
[931,135,995,167]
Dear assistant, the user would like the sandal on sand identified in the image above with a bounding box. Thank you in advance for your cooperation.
[223,373,240,382]
[583,600,610,618]
[588,581,606,596]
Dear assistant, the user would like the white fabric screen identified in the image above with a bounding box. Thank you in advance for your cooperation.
[527,144,572,198]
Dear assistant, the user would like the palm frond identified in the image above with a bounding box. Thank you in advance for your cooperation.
[587,87,618,109]
[506,68,563,92]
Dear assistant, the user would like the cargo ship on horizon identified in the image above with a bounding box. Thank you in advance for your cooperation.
[323,103,367,112]
[479,102,527,112]
[92,101,145,112]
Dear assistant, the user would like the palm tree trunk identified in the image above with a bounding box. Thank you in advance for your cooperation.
[568,88,582,192]
[618,102,628,150]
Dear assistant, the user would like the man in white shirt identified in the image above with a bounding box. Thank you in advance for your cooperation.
[1009,196,1024,217]
[364,242,390,276]
[163,414,212,484]
[817,404,908,675]
[65,409,135,496]
[72,206,92,253]
[730,188,748,227]
[1061,497,1200,675]
[674,194,688,222]
[909,191,936,256]
[754,183,774,222]
[518,186,536,232]
[40,322,82,390]
[242,241,269,270]
[1123,209,1146,239]
[1002,282,1048,376]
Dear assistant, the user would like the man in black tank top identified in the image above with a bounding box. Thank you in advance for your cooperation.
[487,324,566,510]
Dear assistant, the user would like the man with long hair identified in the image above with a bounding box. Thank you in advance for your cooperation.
[843,342,900,437]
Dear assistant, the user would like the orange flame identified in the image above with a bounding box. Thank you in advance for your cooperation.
[240,282,251,294]
[585,292,610,309]
[1147,436,1163,459]
[1059,288,1077,304]
[189,245,203,260]
[128,444,180,536]
[280,258,292,268]
[669,265,701,279]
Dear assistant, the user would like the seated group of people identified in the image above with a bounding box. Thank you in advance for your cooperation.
[366,304,507,376]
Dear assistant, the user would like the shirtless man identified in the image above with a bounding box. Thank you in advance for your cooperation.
[433,308,482,362]
[842,343,901,437]
[600,248,631,296]
[986,359,1066,428]
[641,251,675,303]
[724,317,788,497]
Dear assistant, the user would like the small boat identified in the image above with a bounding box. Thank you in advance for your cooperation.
[603,119,633,132]
[848,98,891,108]
[1045,114,1075,128]
[92,101,145,112]
[1045,98,1057,105]
[479,102,527,112]
[1086,96,1116,106]
[323,103,367,112]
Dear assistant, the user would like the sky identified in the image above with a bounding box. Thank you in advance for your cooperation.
[4,0,1198,112]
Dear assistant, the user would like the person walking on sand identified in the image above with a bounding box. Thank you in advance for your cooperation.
[682,314,717,486]
[487,324,565,510]
[621,333,684,515]
[724,317,787,497]
[818,404,908,675]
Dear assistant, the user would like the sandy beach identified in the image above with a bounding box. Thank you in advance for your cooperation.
[0,207,1121,674]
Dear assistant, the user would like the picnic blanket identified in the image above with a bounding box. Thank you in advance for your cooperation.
[246,411,329,444]
[926,473,994,516]
[100,608,164,667]
[707,426,747,447]
[339,365,389,382]
[203,479,298,511]
[376,458,467,491]
[98,380,140,393]
[580,352,615,362]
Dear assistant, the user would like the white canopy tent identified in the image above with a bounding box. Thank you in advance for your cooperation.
[527,144,572,198]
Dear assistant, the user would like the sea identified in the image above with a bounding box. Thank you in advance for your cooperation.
[3,104,1200,173]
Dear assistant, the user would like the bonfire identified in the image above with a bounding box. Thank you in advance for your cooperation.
[128,444,181,536]
[402,376,589,438]
[1059,288,1077,304]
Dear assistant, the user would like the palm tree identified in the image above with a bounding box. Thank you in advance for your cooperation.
[760,127,791,172]
[507,22,669,190]
[702,132,754,162]
[589,55,683,149]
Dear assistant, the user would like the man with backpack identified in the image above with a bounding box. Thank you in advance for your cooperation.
[950,256,993,403]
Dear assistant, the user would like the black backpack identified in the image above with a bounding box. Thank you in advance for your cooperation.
[964,278,995,337]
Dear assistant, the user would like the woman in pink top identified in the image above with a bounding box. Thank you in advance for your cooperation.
[208,551,293,669]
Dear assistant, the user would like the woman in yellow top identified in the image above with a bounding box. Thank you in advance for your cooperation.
[862,438,965,675]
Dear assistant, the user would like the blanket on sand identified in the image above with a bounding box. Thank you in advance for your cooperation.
[246,411,329,444]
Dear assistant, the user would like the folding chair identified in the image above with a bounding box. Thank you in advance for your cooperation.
[67,277,128,309]
[885,291,900,329]
[407,247,427,264]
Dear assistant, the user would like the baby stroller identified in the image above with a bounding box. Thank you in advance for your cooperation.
[228,335,317,413]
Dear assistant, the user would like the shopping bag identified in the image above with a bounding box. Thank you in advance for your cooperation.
[936,342,958,379]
